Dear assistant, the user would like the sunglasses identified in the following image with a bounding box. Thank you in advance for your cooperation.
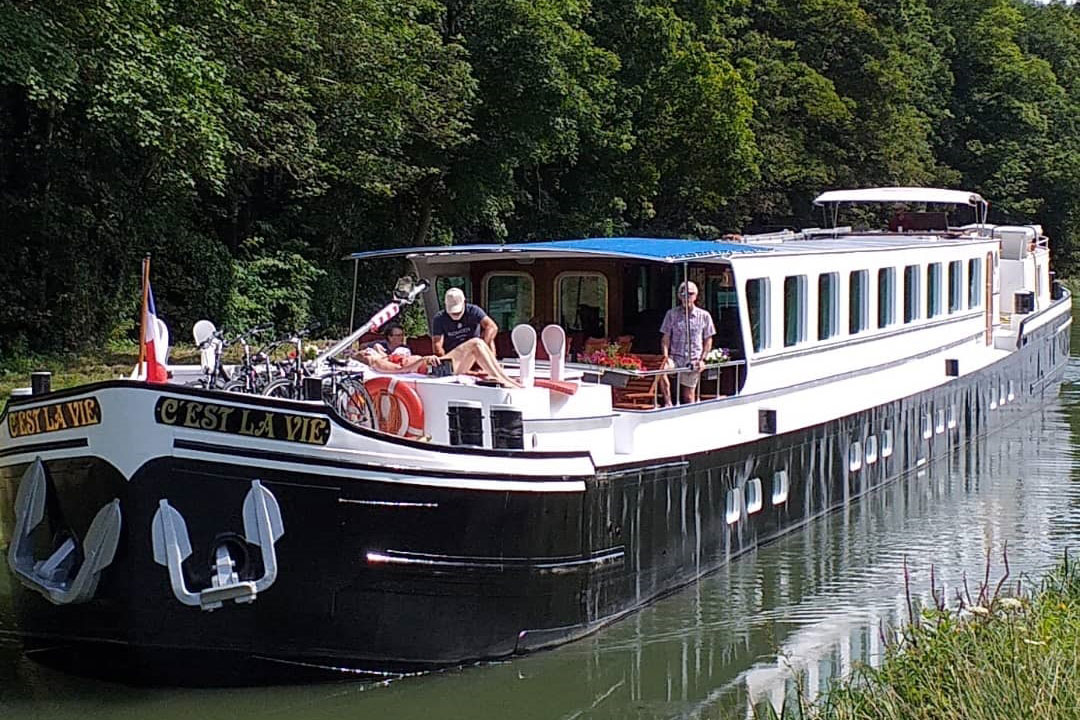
[678,291,698,298]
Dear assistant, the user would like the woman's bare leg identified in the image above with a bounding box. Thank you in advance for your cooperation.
[447,338,521,387]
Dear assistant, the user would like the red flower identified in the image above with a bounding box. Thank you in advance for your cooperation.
[579,344,644,371]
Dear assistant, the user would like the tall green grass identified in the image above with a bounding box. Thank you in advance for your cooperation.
[765,552,1080,719]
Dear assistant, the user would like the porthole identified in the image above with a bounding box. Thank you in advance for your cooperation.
[935,409,945,435]
[726,488,743,525]
[922,413,932,440]
[947,405,957,429]
[865,435,878,464]
[849,442,862,472]
[990,385,997,410]
[1008,380,1015,402]
[746,478,763,515]
[772,470,789,506]
[999,383,1007,405]
[882,429,894,458]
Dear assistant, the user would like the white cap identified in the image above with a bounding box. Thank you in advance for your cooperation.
[677,280,698,296]
[445,288,466,318]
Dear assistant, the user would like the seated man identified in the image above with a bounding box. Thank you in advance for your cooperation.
[432,288,498,356]
[357,338,520,388]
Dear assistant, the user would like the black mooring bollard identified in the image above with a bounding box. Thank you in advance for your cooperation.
[303,376,323,401]
[30,371,52,395]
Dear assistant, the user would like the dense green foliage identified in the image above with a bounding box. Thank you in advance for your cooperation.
[2,0,1080,357]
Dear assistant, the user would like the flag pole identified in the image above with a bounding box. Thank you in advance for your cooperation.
[137,256,150,378]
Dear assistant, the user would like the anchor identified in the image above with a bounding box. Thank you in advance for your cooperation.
[151,480,284,611]
[6,457,122,605]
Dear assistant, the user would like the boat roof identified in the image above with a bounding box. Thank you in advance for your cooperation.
[813,187,986,207]
[345,237,773,264]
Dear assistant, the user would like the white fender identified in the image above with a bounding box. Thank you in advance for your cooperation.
[541,324,567,381]
[511,324,537,388]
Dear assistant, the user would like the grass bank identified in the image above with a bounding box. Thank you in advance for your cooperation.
[0,345,202,399]
[780,555,1080,719]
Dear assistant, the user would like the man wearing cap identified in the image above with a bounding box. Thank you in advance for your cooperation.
[660,280,715,405]
[432,287,499,356]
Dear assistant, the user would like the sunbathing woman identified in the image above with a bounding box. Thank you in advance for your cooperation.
[357,337,521,388]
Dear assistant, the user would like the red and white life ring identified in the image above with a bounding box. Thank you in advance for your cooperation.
[363,376,425,439]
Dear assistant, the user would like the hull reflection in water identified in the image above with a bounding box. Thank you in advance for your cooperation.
[0,379,1078,718]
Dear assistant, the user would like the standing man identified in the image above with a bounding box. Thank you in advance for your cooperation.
[660,280,715,405]
[432,287,499,356]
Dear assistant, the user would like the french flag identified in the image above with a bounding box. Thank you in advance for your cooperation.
[141,267,169,383]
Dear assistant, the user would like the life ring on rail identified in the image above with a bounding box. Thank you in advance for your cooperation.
[363,376,425,439]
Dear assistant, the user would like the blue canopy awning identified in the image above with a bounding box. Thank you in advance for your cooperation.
[345,237,772,264]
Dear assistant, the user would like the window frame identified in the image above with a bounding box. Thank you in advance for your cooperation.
[849,269,869,335]
[482,270,536,331]
[553,271,609,337]
[746,277,771,352]
[903,264,921,323]
[948,260,962,313]
[784,275,808,347]
[968,258,982,309]
[877,267,896,328]
[927,262,943,318]
[818,272,840,340]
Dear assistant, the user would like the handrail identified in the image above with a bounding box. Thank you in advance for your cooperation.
[1015,284,1071,350]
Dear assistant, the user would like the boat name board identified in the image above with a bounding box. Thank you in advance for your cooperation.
[7,397,102,438]
[154,397,331,446]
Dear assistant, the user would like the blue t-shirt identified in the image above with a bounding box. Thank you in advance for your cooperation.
[432,303,488,352]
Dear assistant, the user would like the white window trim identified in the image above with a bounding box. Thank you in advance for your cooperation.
[785,275,808,346]
[849,441,862,472]
[726,488,743,525]
[746,277,772,353]
[746,478,763,514]
[772,470,790,505]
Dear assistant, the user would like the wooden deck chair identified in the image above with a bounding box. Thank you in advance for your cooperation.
[612,354,673,410]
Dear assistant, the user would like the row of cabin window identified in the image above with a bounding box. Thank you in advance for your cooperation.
[745,257,985,352]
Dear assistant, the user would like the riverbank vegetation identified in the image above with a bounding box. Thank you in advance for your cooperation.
[775,553,1080,719]
[3,1,1080,362]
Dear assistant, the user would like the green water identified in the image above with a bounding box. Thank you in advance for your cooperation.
[3,320,1080,719]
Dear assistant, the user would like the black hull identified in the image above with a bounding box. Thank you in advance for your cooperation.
[0,311,1070,684]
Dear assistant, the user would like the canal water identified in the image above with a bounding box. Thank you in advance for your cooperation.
[3,322,1080,719]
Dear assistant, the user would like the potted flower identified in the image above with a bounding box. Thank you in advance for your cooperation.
[703,348,731,364]
[579,343,644,387]
[702,348,730,380]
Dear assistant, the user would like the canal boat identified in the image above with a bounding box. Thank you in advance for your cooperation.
[0,187,1071,683]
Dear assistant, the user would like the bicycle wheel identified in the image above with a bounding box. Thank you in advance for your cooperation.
[333,378,376,430]
[222,378,253,394]
[263,377,300,400]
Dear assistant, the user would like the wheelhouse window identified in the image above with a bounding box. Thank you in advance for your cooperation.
[746,278,771,352]
[484,272,534,330]
[968,258,982,308]
[436,276,470,301]
[903,265,921,323]
[877,267,896,328]
[927,263,942,318]
[849,270,869,334]
[818,272,839,340]
[555,272,607,337]
[784,275,807,347]
[948,260,962,313]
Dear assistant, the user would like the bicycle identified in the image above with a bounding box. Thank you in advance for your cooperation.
[321,357,376,430]
[261,325,319,400]
[221,325,278,394]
